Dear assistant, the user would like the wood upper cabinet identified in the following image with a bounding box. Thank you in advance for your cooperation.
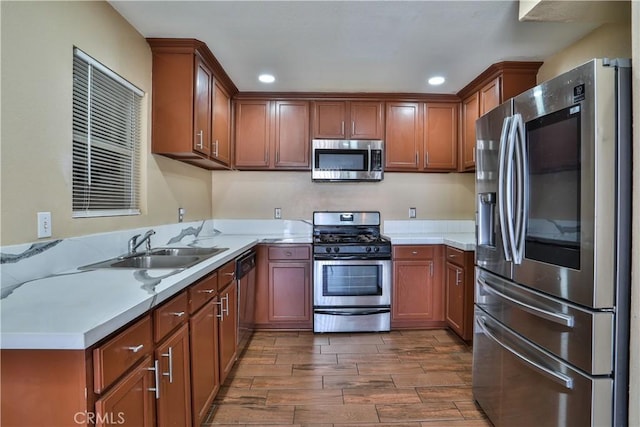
[148,39,237,170]
[254,244,312,329]
[312,101,383,140]
[212,82,231,166]
[392,245,445,328]
[457,61,542,172]
[385,102,422,170]
[385,102,457,171]
[424,103,458,171]
[234,99,310,170]
[444,246,475,341]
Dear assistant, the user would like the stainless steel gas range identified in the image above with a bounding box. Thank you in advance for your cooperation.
[312,211,392,333]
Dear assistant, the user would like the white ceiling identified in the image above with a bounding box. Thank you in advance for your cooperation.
[109,1,601,94]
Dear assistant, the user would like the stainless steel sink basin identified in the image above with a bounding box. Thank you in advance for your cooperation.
[79,247,228,270]
[149,247,228,257]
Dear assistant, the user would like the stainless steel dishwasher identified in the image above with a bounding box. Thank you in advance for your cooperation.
[236,249,256,355]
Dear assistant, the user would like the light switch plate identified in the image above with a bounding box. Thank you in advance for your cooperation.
[37,212,52,238]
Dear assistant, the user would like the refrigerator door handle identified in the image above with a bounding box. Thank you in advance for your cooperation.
[478,275,575,327]
[476,316,574,390]
[512,113,528,265]
[505,115,518,262]
[498,116,513,261]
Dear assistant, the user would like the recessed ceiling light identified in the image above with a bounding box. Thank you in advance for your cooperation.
[258,74,275,83]
[428,76,445,86]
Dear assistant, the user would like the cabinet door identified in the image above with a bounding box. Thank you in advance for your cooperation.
[155,324,192,427]
[218,281,238,383]
[274,101,310,169]
[385,102,422,170]
[189,298,219,426]
[212,82,231,166]
[445,262,465,336]
[424,103,457,171]
[268,261,311,325]
[392,260,436,323]
[460,92,479,171]
[350,101,384,140]
[234,100,272,168]
[312,101,347,139]
[95,355,156,427]
[480,77,501,115]
[193,56,212,156]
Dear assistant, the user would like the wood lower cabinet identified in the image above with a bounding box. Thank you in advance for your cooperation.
[234,99,310,170]
[255,244,312,329]
[312,101,384,140]
[444,246,475,341]
[385,102,457,172]
[458,61,542,172]
[218,278,238,383]
[188,272,219,426]
[391,245,445,328]
[95,355,156,427]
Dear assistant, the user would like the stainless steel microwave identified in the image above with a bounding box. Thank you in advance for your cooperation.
[311,139,384,182]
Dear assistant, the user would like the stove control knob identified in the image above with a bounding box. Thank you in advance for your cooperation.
[374,247,380,252]
[366,246,372,252]
[325,247,332,253]
[334,247,340,253]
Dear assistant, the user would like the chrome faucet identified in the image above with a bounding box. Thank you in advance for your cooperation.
[128,229,156,254]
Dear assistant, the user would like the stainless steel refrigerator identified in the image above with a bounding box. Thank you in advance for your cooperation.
[473,58,632,427]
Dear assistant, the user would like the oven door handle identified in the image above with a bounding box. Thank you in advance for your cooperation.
[313,255,391,261]
[315,308,390,316]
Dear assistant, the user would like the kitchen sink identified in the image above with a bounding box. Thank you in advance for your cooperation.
[79,247,228,270]
[149,247,228,257]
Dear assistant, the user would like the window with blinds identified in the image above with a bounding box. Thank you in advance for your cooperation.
[72,48,143,218]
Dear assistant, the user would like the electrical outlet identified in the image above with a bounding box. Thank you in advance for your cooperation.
[37,212,52,238]
[274,208,282,219]
[409,207,417,219]
[178,207,185,223]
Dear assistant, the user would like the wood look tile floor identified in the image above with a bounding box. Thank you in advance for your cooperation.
[202,329,492,427]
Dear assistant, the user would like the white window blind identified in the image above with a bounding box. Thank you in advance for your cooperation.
[72,48,143,218]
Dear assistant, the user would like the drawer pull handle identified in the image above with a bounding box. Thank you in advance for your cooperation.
[223,272,235,277]
[411,251,418,255]
[197,289,215,294]
[127,344,144,353]
[170,311,185,318]
[215,300,224,319]
[449,254,456,258]
[286,252,292,256]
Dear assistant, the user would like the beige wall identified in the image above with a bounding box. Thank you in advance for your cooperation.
[211,171,476,220]
[537,21,632,82]
[0,1,212,246]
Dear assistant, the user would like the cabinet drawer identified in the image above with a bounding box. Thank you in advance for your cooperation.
[189,272,218,314]
[217,260,236,290]
[93,315,153,394]
[154,291,188,343]
[268,245,310,260]
[393,245,435,260]
[445,246,465,266]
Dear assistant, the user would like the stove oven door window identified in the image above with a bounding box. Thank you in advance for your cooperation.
[314,260,391,307]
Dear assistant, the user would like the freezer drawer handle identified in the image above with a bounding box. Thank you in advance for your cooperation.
[479,276,575,327]
[476,317,574,390]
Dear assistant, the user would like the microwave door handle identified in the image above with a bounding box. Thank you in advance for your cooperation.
[367,145,372,173]
[498,116,513,261]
